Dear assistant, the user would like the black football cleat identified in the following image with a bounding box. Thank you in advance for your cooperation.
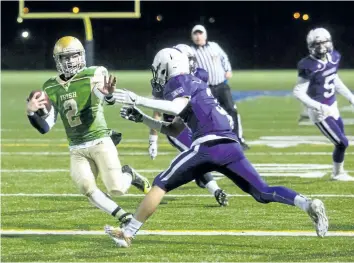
[122,165,151,194]
[214,189,229,206]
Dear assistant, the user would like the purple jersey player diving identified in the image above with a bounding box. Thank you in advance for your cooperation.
[293,28,354,181]
[108,48,328,248]
[149,44,229,207]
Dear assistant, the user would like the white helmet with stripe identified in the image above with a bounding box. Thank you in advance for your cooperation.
[150,48,189,95]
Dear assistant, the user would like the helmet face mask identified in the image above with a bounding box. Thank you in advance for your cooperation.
[53,36,86,78]
[189,55,197,73]
[150,64,166,98]
[309,40,332,59]
[55,52,85,78]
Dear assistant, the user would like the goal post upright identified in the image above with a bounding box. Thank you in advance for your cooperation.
[18,0,141,66]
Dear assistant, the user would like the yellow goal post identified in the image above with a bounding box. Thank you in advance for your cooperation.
[17,0,141,65]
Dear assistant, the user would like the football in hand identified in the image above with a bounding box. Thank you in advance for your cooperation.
[28,90,52,117]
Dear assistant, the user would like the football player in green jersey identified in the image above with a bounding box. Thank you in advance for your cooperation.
[26,36,151,226]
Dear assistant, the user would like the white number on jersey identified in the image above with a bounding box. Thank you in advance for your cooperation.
[323,74,336,98]
[63,99,82,127]
[206,88,234,129]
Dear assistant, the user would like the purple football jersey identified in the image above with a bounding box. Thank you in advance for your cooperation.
[163,74,237,142]
[194,68,209,83]
[297,50,341,106]
[161,68,209,123]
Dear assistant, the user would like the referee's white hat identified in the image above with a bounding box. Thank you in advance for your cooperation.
[191,25,207,39]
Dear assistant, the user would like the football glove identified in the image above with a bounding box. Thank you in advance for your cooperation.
[120,106,143,123]
[113,89,139,105]
[148,135,158,160]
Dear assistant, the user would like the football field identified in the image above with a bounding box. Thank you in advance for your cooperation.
[1,70,354,262]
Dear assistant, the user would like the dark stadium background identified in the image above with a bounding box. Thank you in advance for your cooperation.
[2,1,354,70]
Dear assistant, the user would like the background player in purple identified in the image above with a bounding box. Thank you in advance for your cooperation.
[148,44,229,206]
[108,48,329,247]
[293,28,354,181]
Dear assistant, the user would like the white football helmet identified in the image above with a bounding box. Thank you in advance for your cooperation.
[53,36,86,78]
[150,48,189,95]
[173,44,197,72]
[306,28,333,58]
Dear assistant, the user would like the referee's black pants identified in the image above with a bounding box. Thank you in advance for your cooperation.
[209,82,241,139]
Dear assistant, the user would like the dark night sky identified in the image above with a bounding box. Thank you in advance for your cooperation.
[2,1,354,69]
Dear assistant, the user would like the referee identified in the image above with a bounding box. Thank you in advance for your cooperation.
[190,25,249,150]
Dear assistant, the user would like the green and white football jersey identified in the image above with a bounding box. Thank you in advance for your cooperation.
[43,66,110,146]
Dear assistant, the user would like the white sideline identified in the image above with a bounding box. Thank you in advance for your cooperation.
[1,229,353,237]
[1,193,354,198]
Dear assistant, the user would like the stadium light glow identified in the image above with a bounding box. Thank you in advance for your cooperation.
[21,31,29,38]
[156,14,163,22]
[17,17,23,23]
[72,7,80,14]
[293,12,300,19]
[302,14,309,21]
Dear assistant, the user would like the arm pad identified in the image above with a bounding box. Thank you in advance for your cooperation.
[137,97,188,116]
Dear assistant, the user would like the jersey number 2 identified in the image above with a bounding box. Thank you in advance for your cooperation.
[324,74,336,98]
[206,88,234,129]
[63,99,82,127]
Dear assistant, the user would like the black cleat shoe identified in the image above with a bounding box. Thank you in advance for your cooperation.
[110,130,122,146]
[215,189,229,206]
[122,165,151,194]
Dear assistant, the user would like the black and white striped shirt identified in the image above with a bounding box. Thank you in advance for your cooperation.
[191,41,232,86]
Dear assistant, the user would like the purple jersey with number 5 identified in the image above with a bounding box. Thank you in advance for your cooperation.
[297,50,341,106]
[163,74,237,142]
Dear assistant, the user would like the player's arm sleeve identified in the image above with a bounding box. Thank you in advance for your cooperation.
[139,110,186,137]
[137,96,189,116]
[150,96,162,136]
[91,66,116,105]
[334,75,354,104]
[27,105,57,134]
[195,68,209,83]
[293,77,322,110]
[214,43,232,72]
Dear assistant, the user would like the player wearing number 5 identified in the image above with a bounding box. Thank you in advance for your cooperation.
[293,28,354,181]
[26,36,151,227]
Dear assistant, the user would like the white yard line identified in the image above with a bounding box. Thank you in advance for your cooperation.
[1,193,354,198]
[1,229,353,237]
[2,151,353,156]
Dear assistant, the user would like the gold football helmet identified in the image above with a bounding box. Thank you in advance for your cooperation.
[53,36,86,78]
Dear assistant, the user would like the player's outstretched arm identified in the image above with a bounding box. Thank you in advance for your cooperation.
[92,74,117,105]
[120,106,185,137]
[113,89,187,115]
[334,75,354,105]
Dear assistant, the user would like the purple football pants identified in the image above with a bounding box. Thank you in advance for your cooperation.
[153,139,298,206]
[315,117,349,163]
